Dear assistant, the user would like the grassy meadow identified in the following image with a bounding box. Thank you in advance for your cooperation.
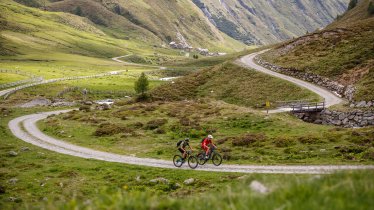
[38,100,374,165]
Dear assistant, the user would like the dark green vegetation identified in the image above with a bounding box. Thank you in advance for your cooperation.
[152,62,320,107]
[134,72,149,96]
[40,101,374,165]
[261,0,374,101]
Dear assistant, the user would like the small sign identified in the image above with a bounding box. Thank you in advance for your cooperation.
[266,101,270,107]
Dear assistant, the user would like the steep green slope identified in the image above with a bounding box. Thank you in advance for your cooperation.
[10,0,245,53]
[192,0,349,45]
[152,62,320,107]
[261,0,374,101]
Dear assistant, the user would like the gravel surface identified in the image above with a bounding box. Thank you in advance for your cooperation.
[8,110,374,174]
[238,51,344,112]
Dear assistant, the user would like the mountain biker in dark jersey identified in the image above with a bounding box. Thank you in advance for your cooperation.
[177,138,193,161]
[201,135,217,159]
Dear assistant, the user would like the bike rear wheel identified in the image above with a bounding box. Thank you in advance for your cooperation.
[212,153,222,166]
[188,156,198,169]
[173,155,184,167]
[197,153,207,165]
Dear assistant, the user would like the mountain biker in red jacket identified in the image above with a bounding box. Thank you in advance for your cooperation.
[201,135,217,159]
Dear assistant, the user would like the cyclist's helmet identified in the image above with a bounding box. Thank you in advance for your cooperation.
[185,138,190,142]
[208,135,213,139]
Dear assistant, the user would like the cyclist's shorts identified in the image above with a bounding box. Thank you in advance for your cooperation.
[202,145,209,152]
[178,148,185,154]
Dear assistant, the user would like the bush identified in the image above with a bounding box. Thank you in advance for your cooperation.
[368,2,374,15]
[79,105,91,112]
[232,133,266,147]
[273,137,296,147]
[130,122,144,129]
[348,0,358,10]
[298,135,323,144]
[94,123,133,136]
[145,119,168,130]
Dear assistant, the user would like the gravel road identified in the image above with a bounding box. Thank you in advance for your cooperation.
[8,110,374,174]
[239,50,344,113]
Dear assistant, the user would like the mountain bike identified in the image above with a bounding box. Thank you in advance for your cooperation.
[197,146,222,166]
[173,150,198,169]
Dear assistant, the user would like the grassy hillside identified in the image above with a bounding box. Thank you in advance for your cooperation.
[44,171,374,210]
[152,62,320,107]
[261,0,374,101]
[10,0,245,53]
[193,0,349,45]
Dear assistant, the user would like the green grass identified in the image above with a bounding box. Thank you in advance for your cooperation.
[45,171,374,210]
[38,100,374,165]
[0,107,246,208]
[1,108,373,209]
[152,62,320,108]
[0,73,28,85]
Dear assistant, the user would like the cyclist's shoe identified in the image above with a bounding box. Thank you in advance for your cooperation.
[205,155,209,160]
[182,158,186,163]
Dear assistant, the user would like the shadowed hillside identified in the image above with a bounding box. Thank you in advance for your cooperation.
[192,0,349,44]
[261,0,374,102]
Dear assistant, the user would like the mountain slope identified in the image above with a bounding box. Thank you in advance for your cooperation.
[261,0,374,102]
[192,0,349,45]
[10,0,245,53]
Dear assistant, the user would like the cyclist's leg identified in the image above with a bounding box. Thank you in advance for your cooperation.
[178,148,185,159]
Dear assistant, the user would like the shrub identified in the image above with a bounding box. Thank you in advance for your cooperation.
[369,2,374,15]
[216,137,230,145]
[154,128,166,134]
[348,0,358,10]
[232,133,266,147]
[273,137,296,147]
[145,119,168,130]
[298,135,323,144]
[94,123,133,136]
[79,105,91,112]
[130,122,144,129]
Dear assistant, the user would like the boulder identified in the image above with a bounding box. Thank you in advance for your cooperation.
[150,178,169,184]
[20,147,30,152]
[8,151,18,157]
[356,101,366,108]
[183,178,195,185]
[249,180,268,194]
[8,178,18,185]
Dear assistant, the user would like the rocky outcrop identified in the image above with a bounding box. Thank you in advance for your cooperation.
[294,110,374,128]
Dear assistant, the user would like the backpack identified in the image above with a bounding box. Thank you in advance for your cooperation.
[176,140,183,147]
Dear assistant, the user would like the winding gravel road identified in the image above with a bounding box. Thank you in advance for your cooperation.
[8,110,374,174]
[6,51,373,174]
[239,50,344,113]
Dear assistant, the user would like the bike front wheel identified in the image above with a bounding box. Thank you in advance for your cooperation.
[173,155,184,167]
[197,153,207,165]
[212,153,222,166]
[188,156,198,169]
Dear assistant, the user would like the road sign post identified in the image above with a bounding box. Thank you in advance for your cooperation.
[266,101,270,115]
